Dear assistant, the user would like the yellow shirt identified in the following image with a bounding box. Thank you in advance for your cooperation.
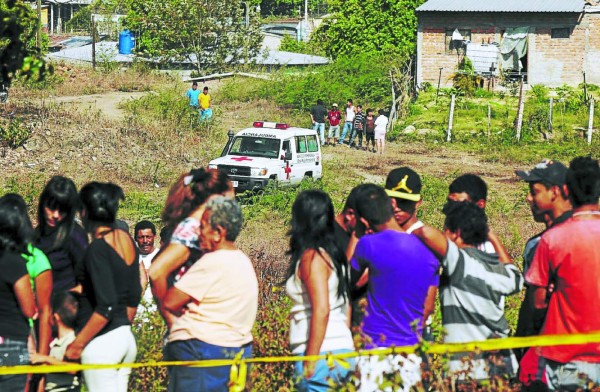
[199,93,211,109]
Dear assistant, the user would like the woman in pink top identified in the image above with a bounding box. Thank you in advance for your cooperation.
[163,197,258,392]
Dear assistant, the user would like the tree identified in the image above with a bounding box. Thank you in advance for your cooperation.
[1,0,49,87]
[125,0,263,74]
[315,0,425,59]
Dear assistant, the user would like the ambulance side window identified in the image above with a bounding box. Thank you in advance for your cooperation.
[296,136,307,153]
[282,140,291,153]
[307,135,318,152]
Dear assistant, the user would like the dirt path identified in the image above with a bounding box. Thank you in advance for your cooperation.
[48,91,149,121]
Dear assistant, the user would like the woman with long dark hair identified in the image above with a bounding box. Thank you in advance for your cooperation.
[4,194,54,383]
[149,168,232,328]
[0,194,38,391]
[64,182,141,392]
[286,190,355,391]
[36,176,88,294]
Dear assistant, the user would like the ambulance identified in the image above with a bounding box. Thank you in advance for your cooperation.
[208,121,323,192]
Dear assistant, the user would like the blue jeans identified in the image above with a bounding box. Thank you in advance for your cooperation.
[294,349,356,392]
[164,339,252,392]
[339,121,353,143]
[313,122,325,144]
[0,338,29,391]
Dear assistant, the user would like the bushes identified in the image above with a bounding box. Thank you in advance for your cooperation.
[451,57,481,97]
[0,118,31,148]
[269,53,393,111]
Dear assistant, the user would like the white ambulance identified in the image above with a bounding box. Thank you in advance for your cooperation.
[208,121,323,192]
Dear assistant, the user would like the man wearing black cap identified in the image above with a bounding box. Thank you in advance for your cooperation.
[514,159,572,389]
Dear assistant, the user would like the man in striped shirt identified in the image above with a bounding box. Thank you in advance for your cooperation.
[413,201,523,384]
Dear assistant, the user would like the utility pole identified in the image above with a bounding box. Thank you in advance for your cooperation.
[91,15,96,69]
[304,0,308,25]
[36,0,42,47]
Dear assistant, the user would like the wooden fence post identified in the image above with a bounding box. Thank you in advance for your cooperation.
[447,94,455,142]
[487,103,491,137]
[91,15,96,69]
[549,97,553,133]
[588,98,594,145]
[515,77,525,141]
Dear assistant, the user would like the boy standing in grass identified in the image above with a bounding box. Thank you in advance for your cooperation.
[185,82,200,108]
[348,105,365,149]
[327,103,342,146]
[374,109,388,155]
[339,99,355,145]
[30,292,81,392]
[364,109,376,152]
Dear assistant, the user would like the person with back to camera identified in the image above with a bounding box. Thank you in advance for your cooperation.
[64,182,141,392]
[286,190,356,391]
[163,197,258,392]
[2,193,54,392]
[374,109,388,155]
[349,184,438,392]
[0,194,38,391]
[149,168,233,330]
[412,202,523,387]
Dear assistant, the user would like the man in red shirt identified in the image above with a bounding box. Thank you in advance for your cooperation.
[327,103,342,146]
[526,156,600,391]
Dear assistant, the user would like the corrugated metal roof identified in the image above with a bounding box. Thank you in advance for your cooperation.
[416,0,584,13]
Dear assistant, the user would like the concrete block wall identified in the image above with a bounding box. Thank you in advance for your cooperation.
[417,12,591,88]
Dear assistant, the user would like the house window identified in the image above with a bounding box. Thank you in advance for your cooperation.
[551,28,570,39]
[445,29,471,54]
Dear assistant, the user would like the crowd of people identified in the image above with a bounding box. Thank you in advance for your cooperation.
[0,155,598,392]
[310,99,389,154]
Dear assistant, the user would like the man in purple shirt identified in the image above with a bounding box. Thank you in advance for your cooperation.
[350,184,439,391]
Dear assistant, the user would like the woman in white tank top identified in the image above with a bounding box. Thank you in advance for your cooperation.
[286,190,356,391]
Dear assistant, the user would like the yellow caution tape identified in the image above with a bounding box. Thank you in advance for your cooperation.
[1,331,599,377]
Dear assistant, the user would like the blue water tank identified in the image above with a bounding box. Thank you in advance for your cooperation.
[119,30,134,54]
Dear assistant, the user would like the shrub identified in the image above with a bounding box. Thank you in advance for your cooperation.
[270,53,392,111]
[451,57,481,97]
[0,118,31,148]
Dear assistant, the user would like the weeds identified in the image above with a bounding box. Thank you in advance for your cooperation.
[0,117,32,148]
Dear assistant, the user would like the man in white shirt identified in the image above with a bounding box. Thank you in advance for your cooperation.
[338,99,355,145]
[134,220,159,311]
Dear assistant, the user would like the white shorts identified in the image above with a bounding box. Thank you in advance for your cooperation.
[328,125,341,138]
[358,353,422,392]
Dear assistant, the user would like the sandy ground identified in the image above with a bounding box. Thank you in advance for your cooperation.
[49,91,149,121]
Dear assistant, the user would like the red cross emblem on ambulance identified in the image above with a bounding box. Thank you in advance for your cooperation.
[231,157,253,162]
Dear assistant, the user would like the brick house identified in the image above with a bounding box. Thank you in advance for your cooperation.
[415,0,599,87]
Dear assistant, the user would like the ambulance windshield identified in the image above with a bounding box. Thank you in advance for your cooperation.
[229,136,281,158]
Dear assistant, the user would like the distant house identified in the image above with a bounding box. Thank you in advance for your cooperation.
[415,0,599,87]
[30,0,93,34]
